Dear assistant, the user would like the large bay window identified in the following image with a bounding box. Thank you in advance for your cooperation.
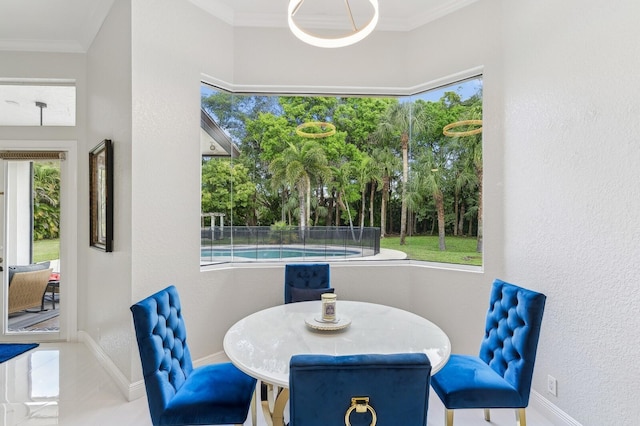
[200,77,483,267]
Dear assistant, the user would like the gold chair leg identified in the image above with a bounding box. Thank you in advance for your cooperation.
[445,409,454,426]
[251,386,257,426]
[516,408,527,426]
[484,408,490,421]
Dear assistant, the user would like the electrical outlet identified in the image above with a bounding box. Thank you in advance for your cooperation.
[547,375,557,396]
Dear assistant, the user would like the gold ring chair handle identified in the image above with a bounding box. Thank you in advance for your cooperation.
[344,397,377,426]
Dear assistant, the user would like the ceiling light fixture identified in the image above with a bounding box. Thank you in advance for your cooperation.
[288,0,379,48]
[35,101,47,126]
[443,120,483,137]
[296,122,336,138]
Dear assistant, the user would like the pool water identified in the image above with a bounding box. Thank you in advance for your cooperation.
[201,247,361,260]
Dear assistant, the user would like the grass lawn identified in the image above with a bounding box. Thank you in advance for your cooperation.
[380,235,482,266]
[33,238,60,263]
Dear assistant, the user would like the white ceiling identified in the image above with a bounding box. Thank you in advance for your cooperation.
[0,0,478,126]
[0,0,479,53]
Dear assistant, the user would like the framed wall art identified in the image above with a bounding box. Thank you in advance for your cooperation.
[89,139,113,252]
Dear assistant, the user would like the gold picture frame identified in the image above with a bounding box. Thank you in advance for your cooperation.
[89,139,113,252]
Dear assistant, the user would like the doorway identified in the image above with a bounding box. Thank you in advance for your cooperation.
[0,143,78,341]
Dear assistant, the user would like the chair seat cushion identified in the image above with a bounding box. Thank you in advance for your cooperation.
[431,354,524,409]
[159,362,256,426]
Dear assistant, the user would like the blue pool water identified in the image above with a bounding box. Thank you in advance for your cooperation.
[201,247,361,260]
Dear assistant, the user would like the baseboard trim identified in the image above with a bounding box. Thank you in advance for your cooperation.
[78,331,145,402]
[196,350,230,366]
[530,390,583,426]
[78,333,233,402]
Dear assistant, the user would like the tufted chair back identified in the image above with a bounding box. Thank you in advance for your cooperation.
[290,353,431,426]
[478,279,546,405]
[131,285,193,425]
[284,263,330,304]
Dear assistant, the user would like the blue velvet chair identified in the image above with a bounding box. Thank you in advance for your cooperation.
[130,285,257,426]
[284,263,332,303]
[289,353,432,426]
[430,279,546,426]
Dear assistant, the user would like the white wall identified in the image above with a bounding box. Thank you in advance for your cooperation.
[0,51,86,344]
[129,0,237,361]
[501,1,640,424]
[4,0,636,423]
[52,0,638,423]
[126,0,494,381]
[85,0,133,378]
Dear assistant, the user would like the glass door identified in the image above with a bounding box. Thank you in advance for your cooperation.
[0,153,63,336]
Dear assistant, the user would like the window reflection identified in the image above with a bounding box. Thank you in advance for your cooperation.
[200,77,484,266]
[29,350,59,399]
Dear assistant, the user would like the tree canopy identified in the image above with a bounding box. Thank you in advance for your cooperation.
[201,79,483,251]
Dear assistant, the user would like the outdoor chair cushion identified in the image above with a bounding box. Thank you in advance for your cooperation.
[8,262,50,286]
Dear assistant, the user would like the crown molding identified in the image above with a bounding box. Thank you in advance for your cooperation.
[188,0,235,25]
[405,0,480,31]
[192,0,480,32]
[0,39,85,54]
[79,0,115,51]
[201,65,483,98]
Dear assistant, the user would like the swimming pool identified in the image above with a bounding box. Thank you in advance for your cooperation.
[201,246,362,261]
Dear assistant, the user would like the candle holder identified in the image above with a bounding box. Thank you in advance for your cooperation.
[321,293,337,322]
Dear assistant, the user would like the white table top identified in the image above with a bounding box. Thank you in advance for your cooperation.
[223,300,451,388]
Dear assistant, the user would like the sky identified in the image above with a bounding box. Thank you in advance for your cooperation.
[409,77,483,103]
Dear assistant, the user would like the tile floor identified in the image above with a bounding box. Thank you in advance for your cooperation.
[0,342,555,425]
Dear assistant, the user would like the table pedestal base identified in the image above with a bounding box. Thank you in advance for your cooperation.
[260,382,289,426]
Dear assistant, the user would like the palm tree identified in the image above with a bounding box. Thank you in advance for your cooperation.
[446,105,483,252]
[375,102,429,244]
[452,161,477,236]
[330,164,356,240]
[355,154,382,238]
[370,147,399,238]
[33,162,61,241]
[269,140,331,232]
[411,150,447,250]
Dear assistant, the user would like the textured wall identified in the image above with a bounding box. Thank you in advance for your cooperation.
[93,1,640,423]
[125,0,497,385]
[501,1,640,424]
[85,0,133,378]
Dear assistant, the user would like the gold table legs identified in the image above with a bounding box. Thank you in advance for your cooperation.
[260,382,289,426]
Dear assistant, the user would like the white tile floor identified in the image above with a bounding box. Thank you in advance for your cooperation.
[0,342,555,425]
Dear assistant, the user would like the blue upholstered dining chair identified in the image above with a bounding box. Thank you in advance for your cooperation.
[130,285,256,426]
[289,353,432,426]
[430,279,546,426]
[284,263,332,303]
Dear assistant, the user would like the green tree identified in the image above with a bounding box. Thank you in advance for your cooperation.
[33,162,60,240]
[201,158,255,225]
[370,147,400,238]
[446,107,483,251]
[269,140,332,230]
[329,163,358,238]
[410,151,447,250]
[375,102,430,245]
[355,153,382,234]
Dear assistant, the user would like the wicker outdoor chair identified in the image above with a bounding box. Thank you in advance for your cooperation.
[8,268,53,314]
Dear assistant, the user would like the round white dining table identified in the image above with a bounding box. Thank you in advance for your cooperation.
[223,300,451,426]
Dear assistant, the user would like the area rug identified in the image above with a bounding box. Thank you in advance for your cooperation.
[0,343,39,363]
[8,309,59,331]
